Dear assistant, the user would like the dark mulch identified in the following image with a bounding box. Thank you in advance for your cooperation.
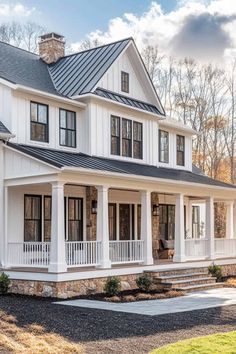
[1,294,236,353]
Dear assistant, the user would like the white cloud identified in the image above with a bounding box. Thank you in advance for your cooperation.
[0,2,35,18]
[72,0,236,63]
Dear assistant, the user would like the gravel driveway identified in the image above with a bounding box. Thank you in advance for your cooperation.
[1,294,236,353]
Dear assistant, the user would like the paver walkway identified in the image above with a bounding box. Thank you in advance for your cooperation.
[55,287,236,316]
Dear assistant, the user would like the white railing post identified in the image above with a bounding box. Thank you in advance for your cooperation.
[49,181,67,273]
[141,190,153,265]
[226,201,234,239]
[205,196,215,259]
[96,185,111,268]
[173,193,186,262]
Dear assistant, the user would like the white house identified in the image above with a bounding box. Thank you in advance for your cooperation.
[0,33,236,297]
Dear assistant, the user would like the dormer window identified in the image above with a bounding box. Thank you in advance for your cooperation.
[30,102,49,142]
[59,109,76,148]
[176,135,185,166]
[159,130,169,163]
[121,71,129,93]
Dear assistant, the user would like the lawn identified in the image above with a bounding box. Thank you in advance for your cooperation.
[151,331,236,354]
[0,308,83,354]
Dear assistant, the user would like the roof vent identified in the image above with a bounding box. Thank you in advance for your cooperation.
[38,32,65,64]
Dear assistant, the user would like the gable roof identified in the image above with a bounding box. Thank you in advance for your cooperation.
[93,87,163,115]
[7,142,236,190]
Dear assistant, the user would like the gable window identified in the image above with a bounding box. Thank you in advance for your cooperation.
[59,109,76,148]
[121,71,129,93]
[24,195,42,242]
[133,122,143,159]
[159,130,169,163]
[122,118,132,157]
[111,115,120,155]
[176,135,185,166]
[30,102,49,142]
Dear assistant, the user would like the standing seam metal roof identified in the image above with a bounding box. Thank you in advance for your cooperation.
[0,121,11,134]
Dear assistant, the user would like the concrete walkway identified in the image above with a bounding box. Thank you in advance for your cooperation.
[55,288,236,316]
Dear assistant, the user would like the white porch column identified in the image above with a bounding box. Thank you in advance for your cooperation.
[49,181,67,273]
[205,197,215,259]
[233,200,236,238]
[0,142,7,268]
[173,193,185,262]
[226,201,234,239]
[141,190,153,265]
[96,185,111,268]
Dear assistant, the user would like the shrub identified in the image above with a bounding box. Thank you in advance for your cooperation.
[136,274,152,292]
[0,273,10,294]
[104,277,121,296]
[208,264,222,281]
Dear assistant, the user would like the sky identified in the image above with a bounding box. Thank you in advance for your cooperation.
[1,0,236,62]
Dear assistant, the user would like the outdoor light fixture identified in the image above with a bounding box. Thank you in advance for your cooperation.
[91,200,97,214]
[152,204,159,216]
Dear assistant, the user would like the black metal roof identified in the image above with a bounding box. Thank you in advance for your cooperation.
[93,88,163,115]
[7,142,236,189]
[0,121,11,134]
[48,39,130,97]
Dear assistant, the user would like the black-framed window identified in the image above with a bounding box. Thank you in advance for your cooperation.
[24,195,42,242]
[122,118,132,157]
[59,109,76,148]
[159,130,169,163]
[111,115,120,155]
[109,203,117,240]
[30,102,49,142]
[177,135,185,166]
[68,198,83,241]
[159,204,175,240]
[192,206,200,238]
[121,71,129,93]
[133,122,143,159]
[44,196,51,242]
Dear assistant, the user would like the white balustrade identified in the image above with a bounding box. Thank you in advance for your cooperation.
[214,238,236,258]
[8,242,50,267]
[185,238,209,260]
[66,241,101,267]
[109,240,144,264]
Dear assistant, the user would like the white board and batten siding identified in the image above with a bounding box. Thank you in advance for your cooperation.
[0,83,12,130]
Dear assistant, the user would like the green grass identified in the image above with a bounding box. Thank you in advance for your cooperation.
[151,331,236,354]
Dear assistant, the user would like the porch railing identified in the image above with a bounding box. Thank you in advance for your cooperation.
[66,241,101,267]
[8,242,50,267]
[185,238,209,260]
[214,238,236,258]
[109,240,144,264]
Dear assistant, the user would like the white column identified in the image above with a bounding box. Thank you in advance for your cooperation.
[226,201,234,239]
[205,197,215,259]
[96,185,111,268]
[141,190,153,265]
[0,142,7,268]
[233,200,236,239]
[173,193,186,262]
[49,181,67,273]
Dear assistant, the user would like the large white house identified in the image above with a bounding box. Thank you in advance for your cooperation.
[0,33,236,296]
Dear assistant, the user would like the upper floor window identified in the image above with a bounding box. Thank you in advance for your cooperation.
[30,102,49,142]
[110,116,143,159]
[176,135,185,166]
[121,71,129,93]
[159,130,169,163]
[59,109,76,148]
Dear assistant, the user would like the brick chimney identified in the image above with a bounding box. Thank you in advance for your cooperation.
[38,32,65,64]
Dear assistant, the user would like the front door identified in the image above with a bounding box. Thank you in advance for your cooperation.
[67,197,83,241]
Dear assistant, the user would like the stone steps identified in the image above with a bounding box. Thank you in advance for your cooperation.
[145,266,223,293]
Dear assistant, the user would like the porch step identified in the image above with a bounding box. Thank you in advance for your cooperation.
[174,282,224,293]
[153,272,209,282]
[146,266,209,277]
[161,277,217,289]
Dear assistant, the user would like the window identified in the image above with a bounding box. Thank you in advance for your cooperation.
[67,198,83,241]
[133,122,143,159]
[121,71,129,93]
[108,203,117,240]
[176,135,185,166]
[111,116,120,155]
[59,109,76,148]
[159,205,175,240]
[122,118,132,157]
[24,195,42,242]
[159,130,169,163]
[30,102,49,142]
[192,206,200,238]
[44,196,51,242]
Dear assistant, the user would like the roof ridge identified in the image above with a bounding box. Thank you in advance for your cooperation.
[0,40,39,57]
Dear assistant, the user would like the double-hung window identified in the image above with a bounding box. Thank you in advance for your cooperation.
[159,130,169,163]
[176,135,185,166]
[30,102,49,142]
[133,122,143,159]
[111,115,120,155]
[122,118,132,157]
[59,109,76,148]
[24,195,42,242]
[121,71,129,93]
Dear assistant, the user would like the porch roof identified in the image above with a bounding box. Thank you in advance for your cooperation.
[7,142,236,190]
